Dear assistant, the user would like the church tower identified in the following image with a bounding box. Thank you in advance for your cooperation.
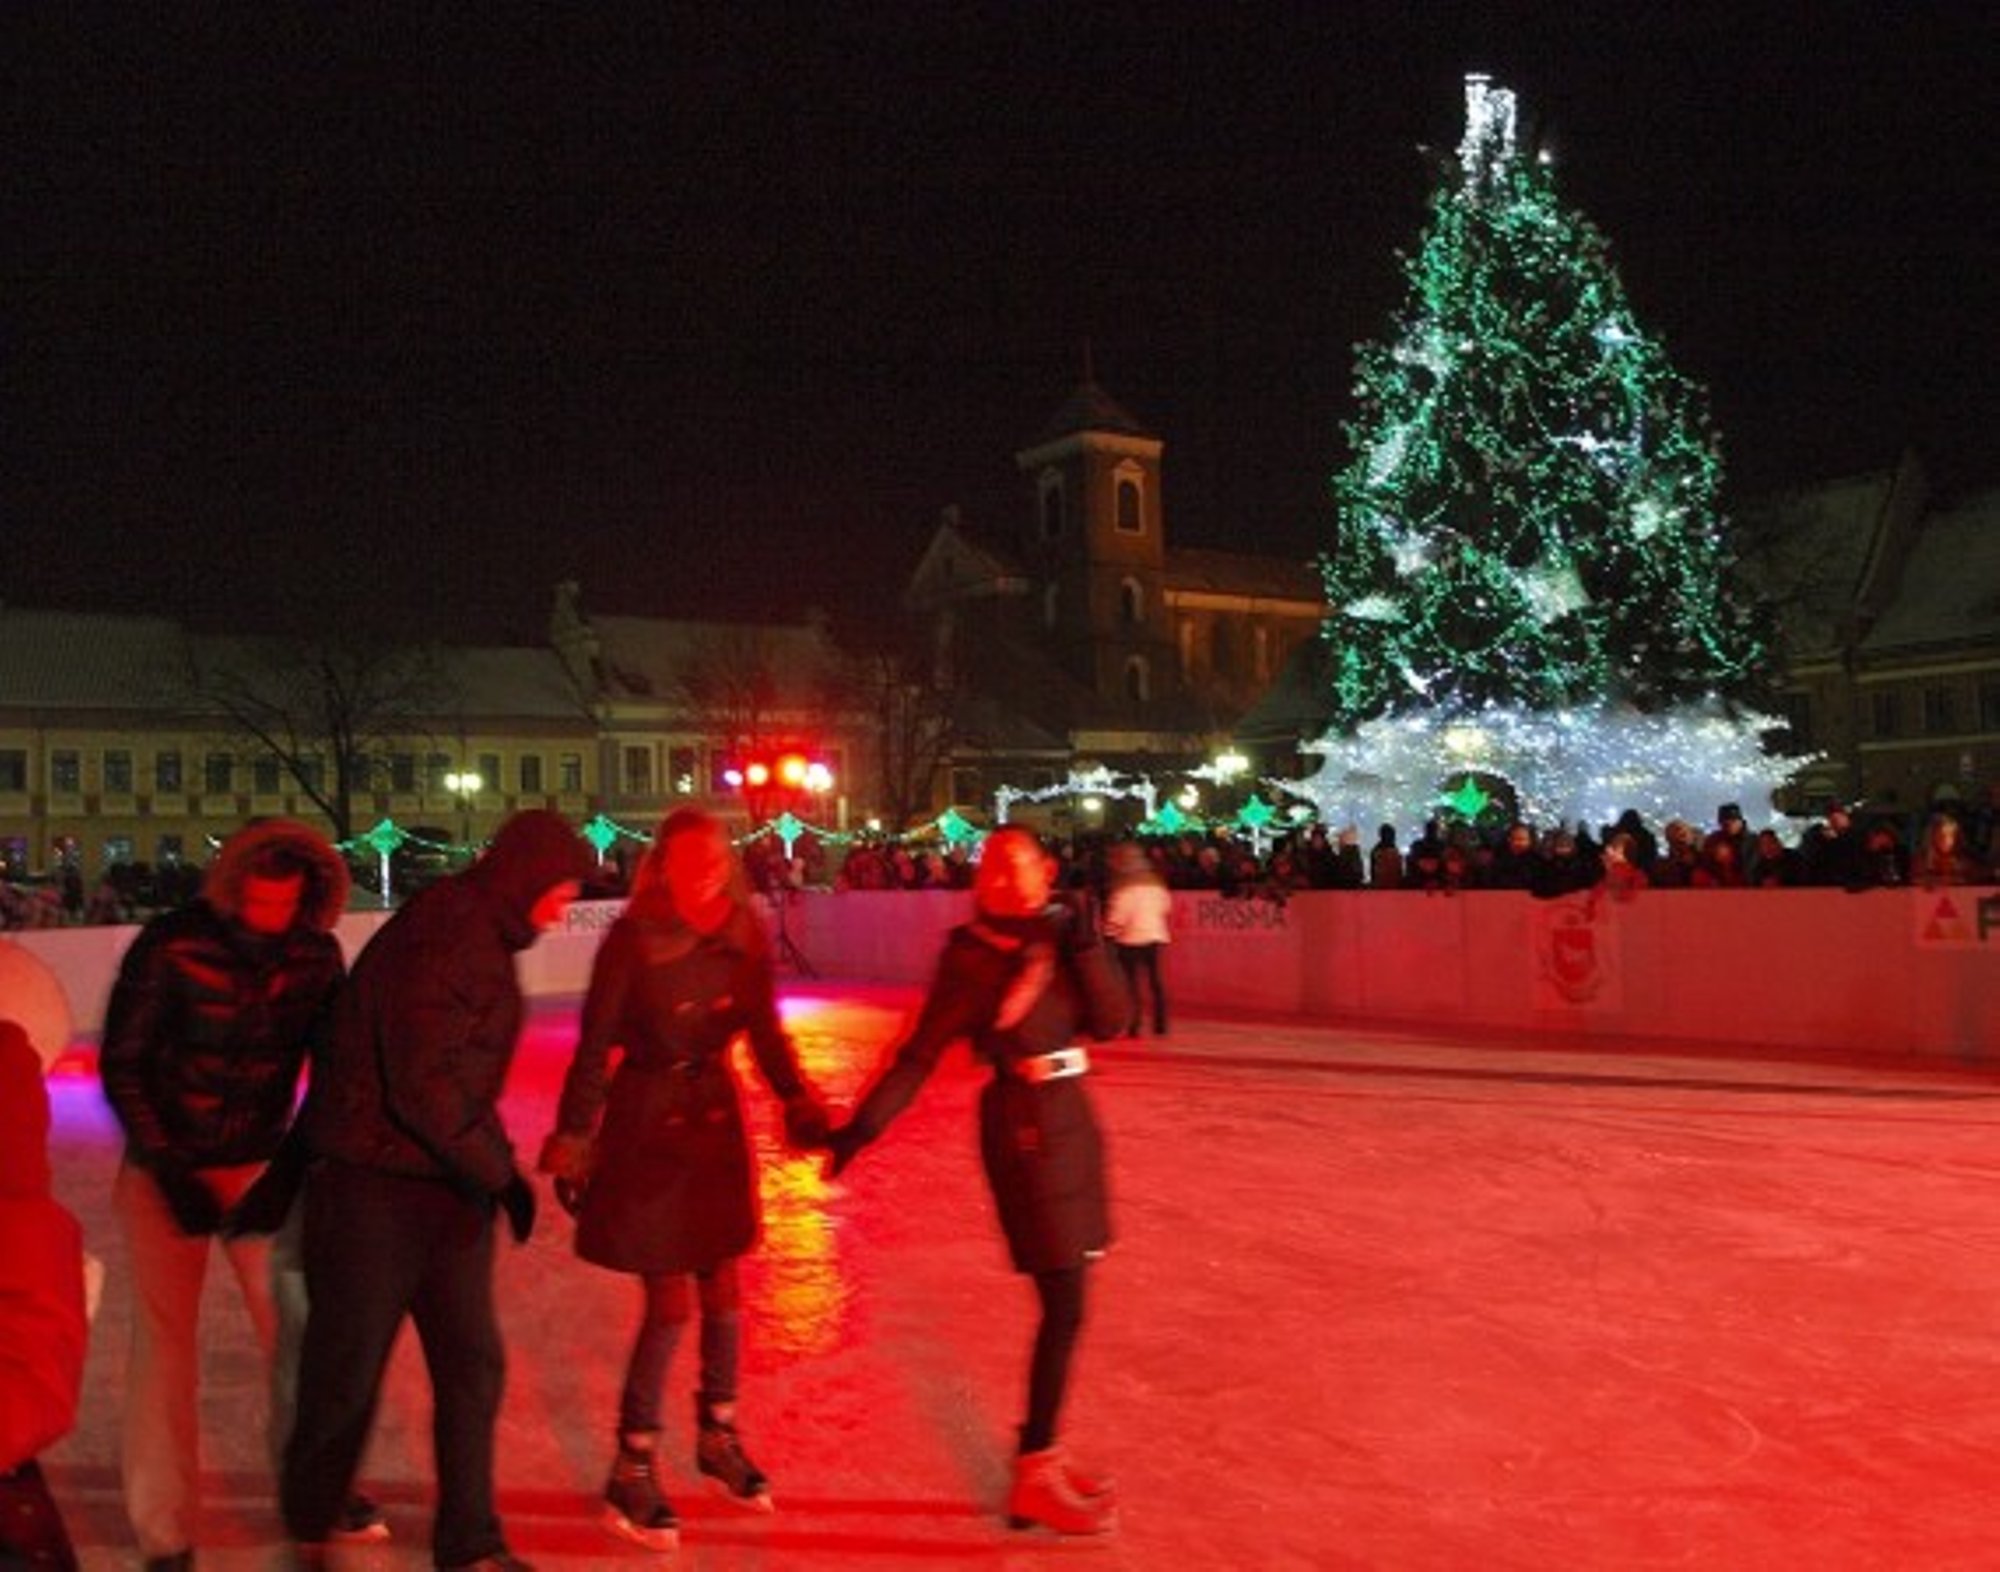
[1013,376,1175,715]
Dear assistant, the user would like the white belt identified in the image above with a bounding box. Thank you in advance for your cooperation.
[1013,1046,1090,1084]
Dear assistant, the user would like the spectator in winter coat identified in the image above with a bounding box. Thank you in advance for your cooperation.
[0,1019,87,1571]
[97,818,354,1570]
[824,827,1127,1537]
[1751,829,1807,888]
[1800,801,1865,888]
[538,809,829,1548]
[1369,825,1404,889]
[1913,812,1986,886]
[1101,842,1172,1036]
[282,809,591,1572]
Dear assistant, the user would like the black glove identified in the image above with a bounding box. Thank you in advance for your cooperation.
[824,1122,870,1179]
[782,1091,830,1150]
[554,1175,587,1218]
[222,1143,306,1238]
[497,1172,537,1244]
[150,1157,223,1237]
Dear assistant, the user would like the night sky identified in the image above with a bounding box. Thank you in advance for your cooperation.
[6,4,1995,642]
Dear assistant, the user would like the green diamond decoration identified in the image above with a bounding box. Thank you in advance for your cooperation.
[582,814,621,856]
[935,808,979,845]
[772,811,806,857]
[1441,776,1491,820]
[1235,795,1277,831]
[1150,801,1191,835]
[360,818,407,857]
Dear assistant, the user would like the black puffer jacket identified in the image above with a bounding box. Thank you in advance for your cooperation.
[301,810,590,1196]
[99,819,350,1167]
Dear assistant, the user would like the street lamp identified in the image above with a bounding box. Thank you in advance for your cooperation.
[443,770,482,851]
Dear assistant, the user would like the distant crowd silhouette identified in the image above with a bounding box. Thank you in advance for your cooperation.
[5,793,1994,933]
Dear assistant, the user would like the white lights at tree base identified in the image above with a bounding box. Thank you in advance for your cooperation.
[1276,700,1817,836]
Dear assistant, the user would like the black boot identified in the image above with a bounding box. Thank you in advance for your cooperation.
[695,1397,772,1511]
[602,1432,679,1550]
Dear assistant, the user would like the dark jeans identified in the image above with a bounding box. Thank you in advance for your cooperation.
[1113,942,1167,1034]
[281,1162,506,1566]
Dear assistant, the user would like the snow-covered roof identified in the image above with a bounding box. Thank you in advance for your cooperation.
[0,609,192,710]
[1859,485,2000,654]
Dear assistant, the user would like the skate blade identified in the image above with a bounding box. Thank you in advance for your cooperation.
[705,1476,776,1514]
[1006,1508,1119,1538]
[601,1504,680,1551]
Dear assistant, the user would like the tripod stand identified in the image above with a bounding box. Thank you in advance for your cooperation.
[771,887,816,977]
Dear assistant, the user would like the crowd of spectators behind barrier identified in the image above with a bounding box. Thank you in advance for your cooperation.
[808,793,2000,904]
[4,793,1995,931]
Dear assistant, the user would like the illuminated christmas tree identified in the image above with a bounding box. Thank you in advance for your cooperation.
[1291,75,1805,835]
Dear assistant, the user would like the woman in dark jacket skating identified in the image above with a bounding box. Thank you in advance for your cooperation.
[538,808,827,1550]
[824,825,1127,1537]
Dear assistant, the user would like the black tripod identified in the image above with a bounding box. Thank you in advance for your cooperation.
[772,887,816,977]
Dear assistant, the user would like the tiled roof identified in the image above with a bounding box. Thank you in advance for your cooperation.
[1024,379,1156,448]
[1165,546,1324,605]
[0,609,193,710]
[587,615,835,703]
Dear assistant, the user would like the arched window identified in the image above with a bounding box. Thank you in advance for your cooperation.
[1115,474,1143,533]
[1040,473,1065,540]
[1211,619,1234,678]
[1124,656,1150,703]
[1120,577,1144,625]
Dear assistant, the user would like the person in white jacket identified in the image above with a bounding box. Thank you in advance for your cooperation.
[1100,843,1172,1037]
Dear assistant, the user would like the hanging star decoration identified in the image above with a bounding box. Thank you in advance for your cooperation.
[1441,776,1492,820]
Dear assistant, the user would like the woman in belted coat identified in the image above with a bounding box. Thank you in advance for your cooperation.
[825,825,1127,1537]
[539,808,827,1547]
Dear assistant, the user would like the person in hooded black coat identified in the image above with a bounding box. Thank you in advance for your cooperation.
[537,808,827,1547]
[281,809,592,1572]
[824,825,1128,1538]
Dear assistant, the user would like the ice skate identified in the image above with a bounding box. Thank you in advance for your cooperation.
[602,1436,680,1551]
[1006,1446,1116,1535]
[695,1400,774,1512]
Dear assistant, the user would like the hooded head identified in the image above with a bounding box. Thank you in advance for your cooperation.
[467,809,592,942]
[0,1021,52,1198]
[205,818,350,934]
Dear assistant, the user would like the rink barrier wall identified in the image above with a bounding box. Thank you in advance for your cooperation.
[11,886,1995,1060]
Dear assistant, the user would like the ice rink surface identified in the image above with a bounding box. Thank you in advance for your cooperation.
[40,983,2000,1570]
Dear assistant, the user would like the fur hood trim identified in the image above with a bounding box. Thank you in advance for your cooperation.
[205,818,350,932]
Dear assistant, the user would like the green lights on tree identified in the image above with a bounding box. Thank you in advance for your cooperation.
[1318,74,1771,733]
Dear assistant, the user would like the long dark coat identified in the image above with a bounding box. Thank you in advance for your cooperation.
[847,905,1126,1273]
[554,904,807,1276]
